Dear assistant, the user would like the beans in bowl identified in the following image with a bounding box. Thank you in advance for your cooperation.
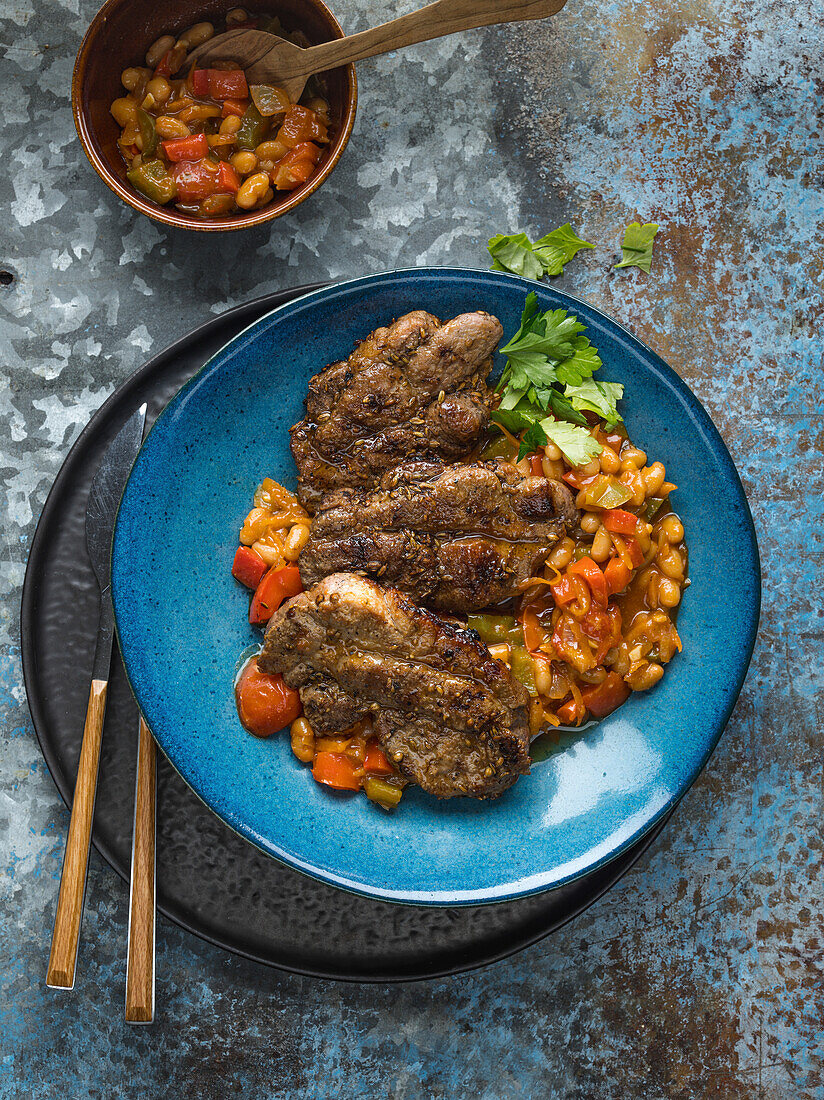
[110,9,331,218]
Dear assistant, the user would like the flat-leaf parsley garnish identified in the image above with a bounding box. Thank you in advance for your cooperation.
[488,224,594,280]
[491,293,623,465]
[615,222,660,272]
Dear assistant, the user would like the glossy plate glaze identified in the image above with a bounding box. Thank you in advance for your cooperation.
[111,268,760,906]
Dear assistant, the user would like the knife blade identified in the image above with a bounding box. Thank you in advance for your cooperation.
[46,402,147,990]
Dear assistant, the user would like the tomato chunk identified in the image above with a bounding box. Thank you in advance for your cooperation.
[231,545,267,589]
[364,740,393,776]
[581,672,631,719]
[162,133,209,162]
[528,454,544,476]
[236,659,302,737]
[313,752,361,791]
[272,156,316,191]
[249,564,304,625]
[172,159,220,201]
[276,105,327,148]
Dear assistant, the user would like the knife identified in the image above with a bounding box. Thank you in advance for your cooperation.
[46,403,147,990]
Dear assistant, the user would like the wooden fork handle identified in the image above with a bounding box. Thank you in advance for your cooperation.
[296,0,568,76]
[46,679,107,989]
[125,717,156,1023]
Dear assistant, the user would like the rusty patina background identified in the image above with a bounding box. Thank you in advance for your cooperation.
[1,0,822,1095]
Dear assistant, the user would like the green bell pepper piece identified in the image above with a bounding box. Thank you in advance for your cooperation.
[480,433,514,461]
[135,108,157,156]
[364,777,402,809]
[466,613,517,644]
[581,476,633,511]
[510,646,537,695]
[642,497,666,521]
[126,159,176,204]
[235,103,267,150]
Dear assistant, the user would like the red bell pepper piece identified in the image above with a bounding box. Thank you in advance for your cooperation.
[364,740,393,775]
[621,534,645,567]
[221,98,249,118]
[549,573,577,607]
[557,698,584,725]
[231,545,267,589]
[236,659,302,737]
[567,556,609,607]
[208,69,249,100]
[528,454,544,476]
[171,159,220,201]
[192,68,211,96]
[217,160,241,193]
[562,469,599,491]
[162,133,210,162]
[581,672,631,719]
[604,556,632,595]
[312,752,361,791]
[519,606,542,652]
[249,564,304,625]
[602,508,639,535]
[154,50,173,77]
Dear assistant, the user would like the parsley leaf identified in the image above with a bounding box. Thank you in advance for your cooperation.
[615,222,659,272]
[564,379,624,428]
[540,419,603,465]
[488,233,545,281]
[532,224,595,277]
[488,225,594,280]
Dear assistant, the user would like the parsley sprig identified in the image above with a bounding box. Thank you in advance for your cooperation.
[491,293,623,466]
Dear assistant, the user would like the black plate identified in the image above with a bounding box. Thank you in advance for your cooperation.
[21,285,670,982]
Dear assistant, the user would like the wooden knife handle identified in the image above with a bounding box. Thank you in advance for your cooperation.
[46,679,107,989]
[125,717,157,1023]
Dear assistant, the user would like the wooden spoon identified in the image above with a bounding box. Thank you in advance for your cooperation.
[187,0,568,103]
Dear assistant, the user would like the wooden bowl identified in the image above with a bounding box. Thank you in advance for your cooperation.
[72,0,357,231]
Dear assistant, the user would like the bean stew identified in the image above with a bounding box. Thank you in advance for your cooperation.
[111,8,332,219]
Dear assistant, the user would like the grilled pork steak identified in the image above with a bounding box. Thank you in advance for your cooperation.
[258,573,531,799]
[298,461,579,612]
[290,311,503,511]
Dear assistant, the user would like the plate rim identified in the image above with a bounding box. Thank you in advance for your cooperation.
[110,267,762,906]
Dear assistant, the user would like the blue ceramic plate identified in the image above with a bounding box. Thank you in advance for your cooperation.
[112,269,760,906]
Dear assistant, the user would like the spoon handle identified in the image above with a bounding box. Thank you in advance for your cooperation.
[291,0,567,77]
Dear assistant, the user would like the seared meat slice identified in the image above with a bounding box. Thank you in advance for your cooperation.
[259,573,530,799]
[299,461,579,612]
[290,310,503,511]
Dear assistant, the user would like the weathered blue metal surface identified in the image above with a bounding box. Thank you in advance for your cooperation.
[1,0,822,1095]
